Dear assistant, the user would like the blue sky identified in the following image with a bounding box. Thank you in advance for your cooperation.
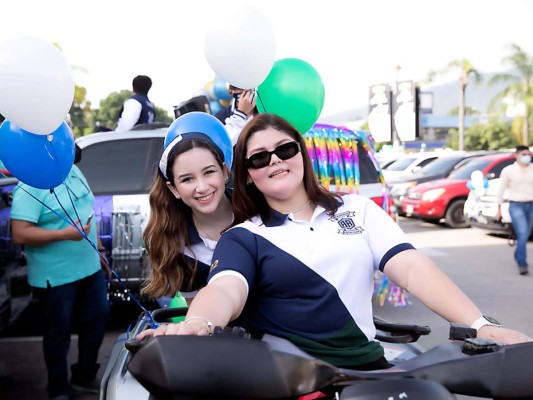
[1,0,532,118]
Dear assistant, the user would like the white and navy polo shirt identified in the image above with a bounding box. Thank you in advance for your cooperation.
[180,221,216,298]
[208,194,414,368]
[180,190,233,298]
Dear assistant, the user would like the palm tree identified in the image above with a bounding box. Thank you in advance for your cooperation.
[488,44,533,146]
[427,59,481,151]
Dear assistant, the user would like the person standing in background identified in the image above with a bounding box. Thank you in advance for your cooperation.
[10,142,110,399]
[116,75,156,131]
[495,145,533,275]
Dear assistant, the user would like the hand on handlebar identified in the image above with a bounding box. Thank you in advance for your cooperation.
[135,321,211,340]
[477,325,533,345]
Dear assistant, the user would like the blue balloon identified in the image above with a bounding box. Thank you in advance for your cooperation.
[165,112,233,168]
[209,100,223,115]
[0,120,75,189]
[213,77,231,100]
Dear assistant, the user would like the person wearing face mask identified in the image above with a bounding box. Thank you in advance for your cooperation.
[214,84,258,146]
[496,145,533,275]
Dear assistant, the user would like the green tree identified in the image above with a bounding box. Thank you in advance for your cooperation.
[446,118,516,151]
[69,85,94,136]
[428,59,481,151]
[488,43,533,146]
[93,90,172,131]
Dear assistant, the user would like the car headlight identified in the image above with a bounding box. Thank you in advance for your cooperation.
[391,182,417,196]
[421,188,446,202]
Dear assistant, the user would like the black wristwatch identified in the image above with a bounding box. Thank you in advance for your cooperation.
[470,315,501,331]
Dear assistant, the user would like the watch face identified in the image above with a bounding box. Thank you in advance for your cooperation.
[484,315,500,324]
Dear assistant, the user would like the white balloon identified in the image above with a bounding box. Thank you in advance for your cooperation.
[204,5,276,90]
[0,37,75,135]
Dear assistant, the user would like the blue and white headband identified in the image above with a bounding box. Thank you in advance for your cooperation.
[158,132,224,180]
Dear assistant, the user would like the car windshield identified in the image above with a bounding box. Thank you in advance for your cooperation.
[419,157,463,175]
[77,137,164,196]
[448,159,492,180]
[386,157,417,171]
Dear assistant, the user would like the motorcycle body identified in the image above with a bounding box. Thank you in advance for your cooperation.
[124,328,533,400]
[100,308,430,400]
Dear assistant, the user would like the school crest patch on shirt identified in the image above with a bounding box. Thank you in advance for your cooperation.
[330,211,365,235]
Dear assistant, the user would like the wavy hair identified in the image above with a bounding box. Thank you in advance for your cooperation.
[142,138,225,298]
[232,113,341,225]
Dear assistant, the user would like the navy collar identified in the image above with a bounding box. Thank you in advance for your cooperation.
[263,208,289,227]
[187,219,203,244]
[261,197,343,227]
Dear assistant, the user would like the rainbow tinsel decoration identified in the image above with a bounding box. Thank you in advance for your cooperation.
[303,124,409,307]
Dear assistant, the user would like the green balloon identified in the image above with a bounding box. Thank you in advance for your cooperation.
[169,292,188,323]
[257,58,325,134]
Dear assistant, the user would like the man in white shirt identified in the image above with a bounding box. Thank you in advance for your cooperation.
[116,75,156,132]
[496,145,533,275]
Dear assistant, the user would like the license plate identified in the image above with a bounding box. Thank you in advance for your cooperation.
[405,205,414,215]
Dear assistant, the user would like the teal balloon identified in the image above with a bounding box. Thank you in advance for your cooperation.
[169,292,188,323]
[257,58,325,134]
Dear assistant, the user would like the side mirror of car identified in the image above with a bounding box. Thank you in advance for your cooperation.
[485,172,496,180]
[412,166,422,174]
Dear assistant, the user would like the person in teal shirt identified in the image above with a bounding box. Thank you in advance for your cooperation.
[11,164,109,400]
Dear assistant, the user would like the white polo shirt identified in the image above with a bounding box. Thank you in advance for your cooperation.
[209,194,414,368]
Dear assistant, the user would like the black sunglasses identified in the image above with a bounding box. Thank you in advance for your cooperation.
[246,141,301,169]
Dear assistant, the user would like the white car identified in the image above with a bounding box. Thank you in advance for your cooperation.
[464,176,512,236]
[382,152,440,183]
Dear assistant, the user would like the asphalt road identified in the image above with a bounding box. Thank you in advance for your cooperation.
[1,217,532,400]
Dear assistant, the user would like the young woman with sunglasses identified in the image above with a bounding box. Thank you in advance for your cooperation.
[139,113,531,369]
[141,121,234,303]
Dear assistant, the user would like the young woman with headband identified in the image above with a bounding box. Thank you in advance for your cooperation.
[141,112,234,303]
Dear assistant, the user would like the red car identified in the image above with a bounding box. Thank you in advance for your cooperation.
[401,153,515,228]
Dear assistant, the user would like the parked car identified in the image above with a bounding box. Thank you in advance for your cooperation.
[381,151,440,183]
[0,123,392,331]
[401,153,515,228]
[389,151,496,214]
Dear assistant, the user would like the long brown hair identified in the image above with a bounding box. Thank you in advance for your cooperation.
[142,138,225,298]
[232,113,341,225]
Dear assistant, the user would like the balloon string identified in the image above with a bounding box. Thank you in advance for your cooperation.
[256,90,267,113]
[16,185,159,329]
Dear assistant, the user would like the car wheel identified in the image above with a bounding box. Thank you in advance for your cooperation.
[444,199,470,229]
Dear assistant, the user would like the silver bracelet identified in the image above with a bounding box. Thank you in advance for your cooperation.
[184,317,213,334]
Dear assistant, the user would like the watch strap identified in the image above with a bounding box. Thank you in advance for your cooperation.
[470,316,501,331]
